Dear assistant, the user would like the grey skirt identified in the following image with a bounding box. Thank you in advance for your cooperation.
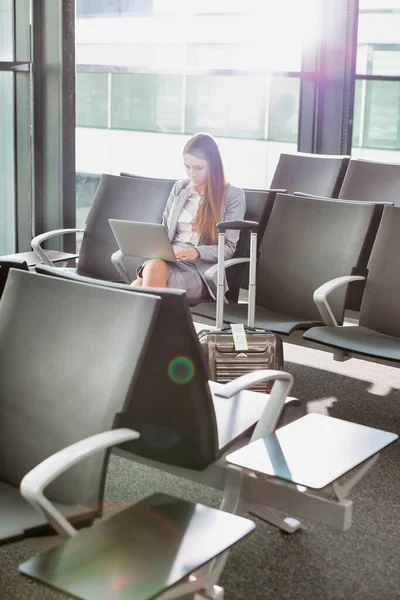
[138,260,210,303]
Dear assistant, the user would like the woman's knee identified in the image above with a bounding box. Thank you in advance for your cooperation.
[131,277,143,287]
[143,259,168,277]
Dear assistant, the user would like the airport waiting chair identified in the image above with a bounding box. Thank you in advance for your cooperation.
[0,258,29,298]
[293,192,393,312]
[335,157,400,309]
[304,206,400,366]
[35,264,397,544]
[337,157,400,206]
[270,151,350,198]
[0,268,159,545]
[35,264,278,470]
[2,270,256,600]
[31,174,174,282]
[232,152,350,290]
[192,194,377,338]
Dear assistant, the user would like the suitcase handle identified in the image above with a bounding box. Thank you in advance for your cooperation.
[217,220,259,232]
[216,224,258,329]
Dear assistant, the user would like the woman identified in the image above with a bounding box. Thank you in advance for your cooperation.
[132,133,246,302]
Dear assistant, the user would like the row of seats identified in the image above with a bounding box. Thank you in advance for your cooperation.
[1,153,399,368]
[28,163,400,367]
[0,264,397,598]
[30,153,400,293]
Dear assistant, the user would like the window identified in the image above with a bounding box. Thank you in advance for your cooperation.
[76,73,109,128]
[75,0,321,218]
[268,78,300,143]
[0,0,15,254]
[352,2,400,160]
[353,79,400,149]
[0,72,15,254]
[111,73,183,132]
[185,75,266,140]
[77,0,153,18]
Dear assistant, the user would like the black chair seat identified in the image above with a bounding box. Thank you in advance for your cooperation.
[20,493,255,600]
[192,301,323,336]
[0,482,95,545]
[304,325,400,362]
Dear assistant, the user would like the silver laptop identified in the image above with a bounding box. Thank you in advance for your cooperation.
[109,219,177,262]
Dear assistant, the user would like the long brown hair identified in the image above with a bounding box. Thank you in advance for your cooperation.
[183,133,227,245]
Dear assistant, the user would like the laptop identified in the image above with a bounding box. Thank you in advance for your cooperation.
[109,219,177,262]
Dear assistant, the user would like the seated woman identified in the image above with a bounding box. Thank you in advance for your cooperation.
[132,132,246,302]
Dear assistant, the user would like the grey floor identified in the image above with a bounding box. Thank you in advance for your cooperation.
[1,342,400,600]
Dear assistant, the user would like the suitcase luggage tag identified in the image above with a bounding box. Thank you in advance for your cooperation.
[230,323,249,352]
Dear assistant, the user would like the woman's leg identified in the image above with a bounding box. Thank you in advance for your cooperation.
[141,259,169,288]
[130,277,143,287]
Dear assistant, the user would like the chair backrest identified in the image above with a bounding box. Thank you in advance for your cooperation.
[360,206,400,337]
[0,259,29,298]
[78,174,174,281]
[226,189,274,302]
[270,152,350,198]
[291,193,394,311]
[0,269,160,506]
[120,172,176,185]
[255,194,376,324]
[35,265,220,470]
[338,158,400,206]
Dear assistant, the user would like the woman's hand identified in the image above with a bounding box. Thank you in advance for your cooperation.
[175,248,200,261]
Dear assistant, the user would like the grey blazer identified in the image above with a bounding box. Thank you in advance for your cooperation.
[163,179,246,296]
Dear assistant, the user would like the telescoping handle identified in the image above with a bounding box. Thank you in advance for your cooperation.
[215,220,259,330]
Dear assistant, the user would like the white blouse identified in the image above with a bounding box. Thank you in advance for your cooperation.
[172,186,202,245]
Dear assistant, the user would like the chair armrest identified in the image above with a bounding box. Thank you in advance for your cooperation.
[20,428,139,539]
[314,275,366,326]
[32,228,85,267]
[204,258,250,285]
[111,250,133,284]
[268,188,287,194]
[215,370,293,439]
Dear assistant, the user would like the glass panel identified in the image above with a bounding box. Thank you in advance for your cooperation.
[76,173,100,229]
[76,73,109,128]
[353,79,400,150]
[185,75,266,140]
[111,73,182,132]
[268,78,300,143]
[0,72,16,254]
[77,0,153,18]
[0,0,13,61]
[352,80,364,148]
[357,3,400,75]
[76,0,320,72]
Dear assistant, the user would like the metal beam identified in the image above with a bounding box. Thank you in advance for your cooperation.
[31,0,76,252]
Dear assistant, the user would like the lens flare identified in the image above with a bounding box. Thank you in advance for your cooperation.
[168,356,195,384]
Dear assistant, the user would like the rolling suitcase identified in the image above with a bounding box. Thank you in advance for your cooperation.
[198,220,284,393]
